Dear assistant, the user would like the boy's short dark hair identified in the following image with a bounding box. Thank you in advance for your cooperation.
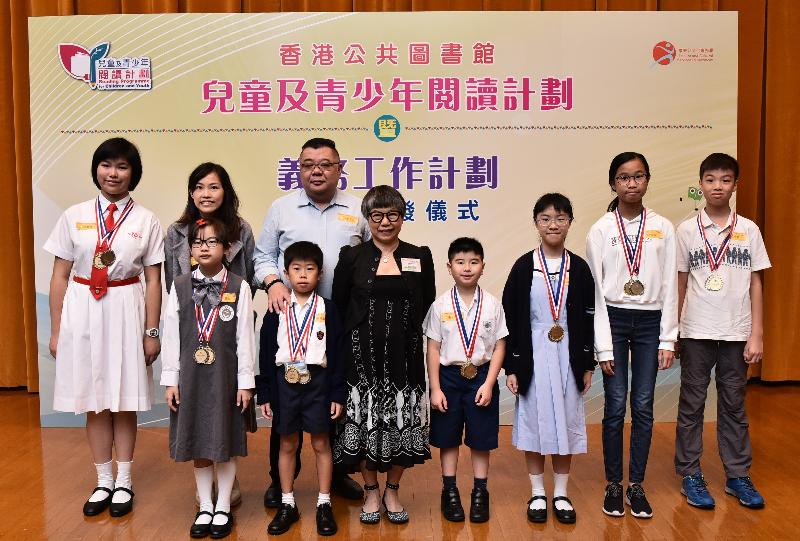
[533,192,574,221]
[448,237,484,261]
[189,216,231,248]
[284,241,323,270]
[699,153,739,180]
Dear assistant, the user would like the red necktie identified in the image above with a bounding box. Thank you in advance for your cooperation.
[89,203,117,300]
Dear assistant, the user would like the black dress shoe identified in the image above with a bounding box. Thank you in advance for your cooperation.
[109,487,134,517]
[209,511,233,539]
[316,502,338,536]
[441,486,465,522]
[190,511,213,538]
[267,503,300,535]
[332,473,364,500]
[264,484,281,508]
[553,496,576,524]
[83,486,113,516]
[527,496,547,523]
[469,487,490,523]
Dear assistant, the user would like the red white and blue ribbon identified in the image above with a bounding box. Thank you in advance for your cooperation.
[697,211,737,272]
[536,247,570,323]
[195,270,228,343]
[94,196,134,249]
[451,286,483,360]
[613,207,646,277]
[286,292,318,362]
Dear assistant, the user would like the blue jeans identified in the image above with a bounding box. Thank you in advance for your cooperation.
[602,306,661,484]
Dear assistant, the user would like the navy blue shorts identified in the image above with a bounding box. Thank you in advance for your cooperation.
[430,363,499,451]
[273,365,330,436]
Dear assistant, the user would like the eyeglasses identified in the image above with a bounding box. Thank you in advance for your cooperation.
[299,161,340,172]
[615,173,649,184]
[368,211,402,223]
[191,237,220,248]
[536,216,571,227]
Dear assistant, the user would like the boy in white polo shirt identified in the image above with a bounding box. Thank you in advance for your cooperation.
[675,153,770,510]
[423,237,508,524]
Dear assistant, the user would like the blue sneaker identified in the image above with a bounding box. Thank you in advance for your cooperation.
[725,477,765,509]
[681,473,715,509]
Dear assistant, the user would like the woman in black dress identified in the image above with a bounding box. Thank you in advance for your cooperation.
[332,185,435,524]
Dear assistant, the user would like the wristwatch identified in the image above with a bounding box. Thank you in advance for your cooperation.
[144,327,160,338]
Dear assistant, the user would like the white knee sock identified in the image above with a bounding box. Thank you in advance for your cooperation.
[112,461,133,504]
[213,459,236,524]
[89,460,114,502]
[553,472,573,511]
[529,473,546,510]
[194,465,214,524]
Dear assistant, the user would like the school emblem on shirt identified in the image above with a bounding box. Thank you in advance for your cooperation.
[219,304,235,322]
[484,321,493,330]
[317,330,325,340]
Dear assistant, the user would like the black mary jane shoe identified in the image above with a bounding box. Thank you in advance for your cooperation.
[526,495,547,523]
[553,496,577,524]
[83,486,113,516]
[316,502,338,536]
[109,487,134,517]
[190,511,213,538]
[209,511,233,539]
[441,486,465,522]
[263,483,281,508]
[469,487,490,523]
[267,503,300,535]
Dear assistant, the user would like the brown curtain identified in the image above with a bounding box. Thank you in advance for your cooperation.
[3,0,797,390]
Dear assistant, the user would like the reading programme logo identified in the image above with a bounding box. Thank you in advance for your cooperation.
[653,41,676,65]
[58,42,152,90]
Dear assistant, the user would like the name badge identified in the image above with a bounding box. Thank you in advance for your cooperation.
[221,292,237,302]
[315,313,326,323]
[645,230,664,239]
[731,232,747,241]
[337,212,358,224]
[76,222,96,230]
[441,312,456,322]
[401,258,422,272]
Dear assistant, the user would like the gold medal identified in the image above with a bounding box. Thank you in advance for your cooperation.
[194,345,214,364]
[99,249,116,266]
[284,365,300,384]
[460,363,478,379]
[299,370,311,384]
[626,278,645,296]
[705,273,724,291]
[548,324,565,342]
[92,253,107,270]
[204,346,216,364]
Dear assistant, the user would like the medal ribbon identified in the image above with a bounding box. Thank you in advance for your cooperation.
[697,212,737,272]
[195,270,229,344]
[285,292,318,362]
[613,207,646,278]
[536,247,570,324]
[94,197,135,251]
[451,286,483,360]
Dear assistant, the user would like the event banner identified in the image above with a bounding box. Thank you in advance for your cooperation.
[30,12,736,427]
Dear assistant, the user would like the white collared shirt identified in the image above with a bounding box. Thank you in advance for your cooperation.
[586,208,679,362]
[423,287,508,367]
[677,209,770,341]
[274,291,328,367]
[160,268,256,389]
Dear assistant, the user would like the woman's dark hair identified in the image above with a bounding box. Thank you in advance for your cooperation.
[606,152,651,212]
[91,137,143,190]
[361,185,406,218]
[189,217,231,249]
[699,153,739,180]
[533,193,574,221]
[284,241,324,270]
[448,237,484,261]
[176,162,242,241]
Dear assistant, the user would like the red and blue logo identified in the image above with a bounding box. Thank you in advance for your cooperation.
[58,42,152,91]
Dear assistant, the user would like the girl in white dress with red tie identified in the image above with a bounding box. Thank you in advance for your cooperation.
[45,138,164,518]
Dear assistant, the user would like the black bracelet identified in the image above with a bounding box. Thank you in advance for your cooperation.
[265,278,282,292]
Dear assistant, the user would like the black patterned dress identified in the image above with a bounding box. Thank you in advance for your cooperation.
[334,275,430,472]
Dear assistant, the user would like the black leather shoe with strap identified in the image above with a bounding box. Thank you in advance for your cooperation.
[82,486,113,517]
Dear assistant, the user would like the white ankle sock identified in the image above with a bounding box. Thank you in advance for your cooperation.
[112,461,132,504]
[89,461,114,502]
[194,464,214,522]
[317,492,331,506]
[214,459,236,515]
[553,473,573,511]
[529,473,546,510]
[282,492,296,507]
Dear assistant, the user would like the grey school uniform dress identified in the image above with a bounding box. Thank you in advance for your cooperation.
[169,272,248,462]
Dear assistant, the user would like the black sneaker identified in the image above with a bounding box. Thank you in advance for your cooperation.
[602,482,624,517]
[626,484,653,518]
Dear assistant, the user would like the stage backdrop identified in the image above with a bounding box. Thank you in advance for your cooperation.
[30,11,736,427]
